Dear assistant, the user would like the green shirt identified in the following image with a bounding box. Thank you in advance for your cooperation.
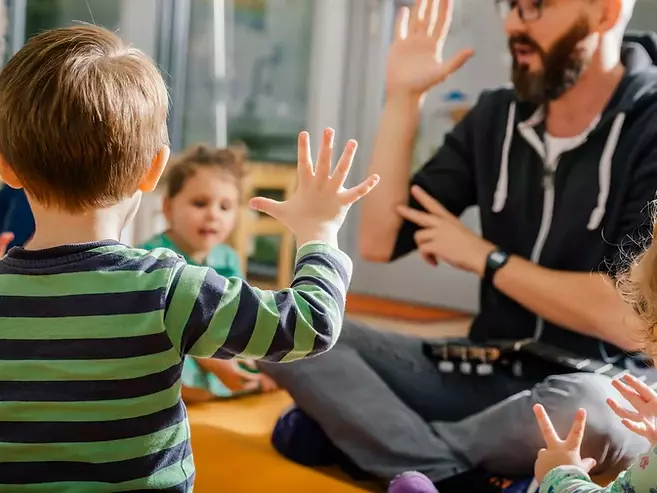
[140,232,243,279]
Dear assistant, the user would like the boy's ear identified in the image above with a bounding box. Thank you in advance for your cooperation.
[0,155,23,189]
[138,146,171,193]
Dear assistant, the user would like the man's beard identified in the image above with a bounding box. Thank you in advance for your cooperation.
[510,19,591,105]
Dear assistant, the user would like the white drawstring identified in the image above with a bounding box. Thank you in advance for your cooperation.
[587,113,625,230]
[492,102,516,213]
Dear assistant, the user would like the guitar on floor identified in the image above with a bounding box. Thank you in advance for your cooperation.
[423,338,657,388]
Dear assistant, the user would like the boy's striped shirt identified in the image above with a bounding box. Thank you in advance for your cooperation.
[0,240,351,491]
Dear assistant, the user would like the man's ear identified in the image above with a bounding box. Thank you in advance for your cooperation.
[0,155,23,189]
[139,146,171,193]
[597,0,622,33]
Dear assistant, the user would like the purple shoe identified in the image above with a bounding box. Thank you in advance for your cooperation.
[388,471,438,493]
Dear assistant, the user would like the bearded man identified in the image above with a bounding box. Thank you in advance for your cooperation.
[259,0,657,491]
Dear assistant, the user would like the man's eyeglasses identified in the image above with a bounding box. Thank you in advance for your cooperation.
[495,0,544,22]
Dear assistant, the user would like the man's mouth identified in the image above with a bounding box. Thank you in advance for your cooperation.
[512,44,537,64]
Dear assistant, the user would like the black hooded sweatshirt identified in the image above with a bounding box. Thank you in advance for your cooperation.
[393,33,657,364]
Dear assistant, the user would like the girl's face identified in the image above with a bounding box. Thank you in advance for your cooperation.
[163,167,239,261]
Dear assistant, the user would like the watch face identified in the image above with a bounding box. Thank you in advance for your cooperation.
[489,251,507,265]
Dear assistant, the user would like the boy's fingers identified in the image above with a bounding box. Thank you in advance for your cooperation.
[331,140,358,190]
[249,197,285,220]
[315,128,335,180]
[297,131,313,182]
[340,175,380,205]
[533,404,561,448]
[565,408,587,450]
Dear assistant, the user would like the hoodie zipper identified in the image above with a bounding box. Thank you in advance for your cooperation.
[530,157,559,340]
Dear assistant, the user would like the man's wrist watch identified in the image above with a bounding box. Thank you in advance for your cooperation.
[484,249,509,284]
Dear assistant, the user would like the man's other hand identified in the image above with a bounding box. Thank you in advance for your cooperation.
[397,186,494,275]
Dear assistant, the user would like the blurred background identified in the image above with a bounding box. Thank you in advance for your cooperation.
[3,0,656,314]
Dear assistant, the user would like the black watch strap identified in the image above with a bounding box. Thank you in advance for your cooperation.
[484,250,509,284]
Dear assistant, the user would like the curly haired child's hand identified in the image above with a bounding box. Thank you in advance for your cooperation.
[608,374,657,447]
[533,404,597,483]
[249,129,379,248]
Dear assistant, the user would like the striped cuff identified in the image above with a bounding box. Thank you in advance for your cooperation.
[296,241,353,284]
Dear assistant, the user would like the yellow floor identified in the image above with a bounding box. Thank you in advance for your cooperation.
[189,391,379,492]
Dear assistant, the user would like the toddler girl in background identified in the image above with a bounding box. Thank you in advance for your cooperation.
[140,143,278,402]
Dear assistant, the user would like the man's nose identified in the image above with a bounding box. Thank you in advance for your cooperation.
[503,6,526,37]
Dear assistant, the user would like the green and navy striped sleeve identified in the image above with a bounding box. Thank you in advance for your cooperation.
[164,241,352,362]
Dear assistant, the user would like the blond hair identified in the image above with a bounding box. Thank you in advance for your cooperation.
[0,24,169,212]
[616,205,657,350]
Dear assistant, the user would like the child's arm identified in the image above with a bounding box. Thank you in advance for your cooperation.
[540,450,656,493]
[165,241,351,362]
[164,129,378,362]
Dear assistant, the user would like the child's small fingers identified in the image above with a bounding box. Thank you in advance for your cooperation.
[621,418,652,440]
[564,408,587,450]
[330,139,358,189]
[249,197,285,220]
[340,174,380,205]
[623,374,657,404]
[580,457,597,473]
[297,131,314,181]
[607,398,643,421]
[533,404,562,448]
[315,128,335,180]
[613,379,648,408]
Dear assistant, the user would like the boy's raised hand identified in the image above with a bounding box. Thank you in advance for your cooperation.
[533,404,597,483]
[607,374,657,447]
[249,129,380,248]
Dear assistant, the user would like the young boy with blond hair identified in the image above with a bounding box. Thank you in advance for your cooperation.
[0,25,378,491]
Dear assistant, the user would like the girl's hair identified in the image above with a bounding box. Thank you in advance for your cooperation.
[616,207,657,349]
[164,143,247,199]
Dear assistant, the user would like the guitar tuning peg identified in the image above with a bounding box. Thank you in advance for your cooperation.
[439,360,455,373]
